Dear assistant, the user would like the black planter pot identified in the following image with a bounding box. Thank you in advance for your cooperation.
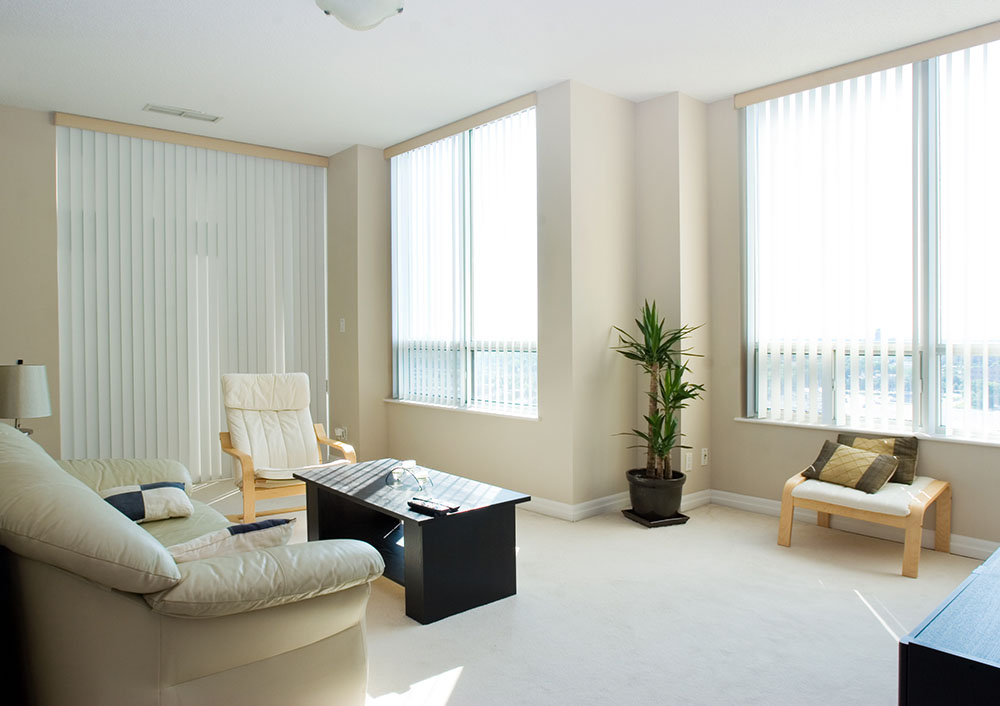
[626,468,686,521]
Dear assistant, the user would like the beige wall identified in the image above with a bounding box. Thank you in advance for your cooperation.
[327,146,390,461]
[0,105,60,457]
[634,93,712,495]
[706,97,1000,543]
[568,82,636,504]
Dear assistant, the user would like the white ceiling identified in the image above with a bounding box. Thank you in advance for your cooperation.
[2,1,998,156]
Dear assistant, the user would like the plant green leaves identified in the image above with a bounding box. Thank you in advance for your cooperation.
[613,300,704,480]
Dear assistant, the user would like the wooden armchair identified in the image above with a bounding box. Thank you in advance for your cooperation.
[220,373,356,522]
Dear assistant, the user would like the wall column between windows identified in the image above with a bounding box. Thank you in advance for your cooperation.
[635,93,713,495]
[328,146,391,461]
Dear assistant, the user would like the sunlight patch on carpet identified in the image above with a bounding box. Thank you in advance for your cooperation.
[367,666,463,705]
[854,589,898,641]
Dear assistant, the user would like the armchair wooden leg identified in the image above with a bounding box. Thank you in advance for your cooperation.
[902,518,923,578]
[778,497,795,547]
[934,485,952,553]
[242,484,256,523]
[816,511,831,528]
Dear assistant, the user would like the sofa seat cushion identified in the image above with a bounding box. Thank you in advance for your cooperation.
[791,475,936,516]
[141,499,233,548]
[145,539,385,617]
[0,423,181,592]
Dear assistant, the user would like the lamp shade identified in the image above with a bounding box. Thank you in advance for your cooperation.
[315,0,404,30]
[0,364,52,419]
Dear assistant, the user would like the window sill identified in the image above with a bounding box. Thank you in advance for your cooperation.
[733,416,1000,449]
[384,398,539,421]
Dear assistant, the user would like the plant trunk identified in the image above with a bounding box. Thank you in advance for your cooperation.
[663,452,672,479]
[646,363,658,475]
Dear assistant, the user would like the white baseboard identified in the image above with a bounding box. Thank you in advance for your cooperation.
[523,487,998,560]
[521,492,630,522]
[680,489,712,513]
[710,489,999,561]
[521,487,712,523]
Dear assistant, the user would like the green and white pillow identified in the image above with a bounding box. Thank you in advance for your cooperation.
[803,441,898,494]
[167,518,296,563]
[837,434,918,484]
[100,482,193,523]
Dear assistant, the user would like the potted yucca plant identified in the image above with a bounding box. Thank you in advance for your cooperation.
[614,300,704,524]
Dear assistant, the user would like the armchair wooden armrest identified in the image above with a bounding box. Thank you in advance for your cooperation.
[220,432,256,491]
[314,423,357,464]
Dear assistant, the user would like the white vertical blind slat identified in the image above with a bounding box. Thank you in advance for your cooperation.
[57,127,328,481]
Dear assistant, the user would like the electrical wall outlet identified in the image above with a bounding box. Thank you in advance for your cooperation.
[339,318,346,333]
[684,451,693,472]
[701,448,709,466]
[333,426,347,440]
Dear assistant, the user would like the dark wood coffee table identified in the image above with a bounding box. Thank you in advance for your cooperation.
[295,458,530,624]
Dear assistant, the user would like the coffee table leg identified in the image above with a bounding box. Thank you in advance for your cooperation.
[403,503,518,624]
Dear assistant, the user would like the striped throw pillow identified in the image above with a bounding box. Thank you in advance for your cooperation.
[100,482,193,523]
[167,518,296,563]
[837,434,918,485]
[803,441,898,494]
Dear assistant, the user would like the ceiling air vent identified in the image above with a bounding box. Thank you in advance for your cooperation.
[143,104,221,123]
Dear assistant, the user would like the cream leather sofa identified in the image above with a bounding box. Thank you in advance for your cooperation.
[0,422,385,706]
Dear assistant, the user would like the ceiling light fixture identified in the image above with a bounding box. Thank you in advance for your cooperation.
[315,0,403,31]
[143,104,222,123]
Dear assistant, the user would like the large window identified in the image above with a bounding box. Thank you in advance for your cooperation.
[745,39,1000,442]
[391,107,537,416]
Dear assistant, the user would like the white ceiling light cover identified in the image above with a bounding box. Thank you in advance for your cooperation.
[315,0,404,31]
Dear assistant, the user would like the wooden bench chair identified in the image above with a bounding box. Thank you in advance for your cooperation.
[778,472,952,578]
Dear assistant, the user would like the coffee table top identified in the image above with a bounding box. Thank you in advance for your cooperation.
[295,458,530,523]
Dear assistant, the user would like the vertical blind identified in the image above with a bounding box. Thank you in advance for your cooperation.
[746,66,914,431]
[937,40,1000,439]
[56,127,328,482]
[391,107,538,416]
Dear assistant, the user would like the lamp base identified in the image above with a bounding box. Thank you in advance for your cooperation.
[13,419,33,436]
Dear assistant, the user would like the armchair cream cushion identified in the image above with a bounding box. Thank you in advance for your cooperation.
[222,372,321,478]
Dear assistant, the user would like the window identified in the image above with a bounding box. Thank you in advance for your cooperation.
[745,39,1000,442]
[391,107,537,416]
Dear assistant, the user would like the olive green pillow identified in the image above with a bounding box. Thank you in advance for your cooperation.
[837,434,918,484]
[803,441,898,494]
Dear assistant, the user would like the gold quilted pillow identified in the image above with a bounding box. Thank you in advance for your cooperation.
[802,441,898,494]
[837,434,917,485]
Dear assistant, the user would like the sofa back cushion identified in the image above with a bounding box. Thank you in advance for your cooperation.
[0,423,181,593]
[221,373,321,474]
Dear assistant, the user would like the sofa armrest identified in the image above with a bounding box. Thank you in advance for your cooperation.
[144,539,385,618]
[57,458,193,494]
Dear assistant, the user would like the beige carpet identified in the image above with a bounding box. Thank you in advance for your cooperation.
[360,504,975,706]
[199,484,977,706]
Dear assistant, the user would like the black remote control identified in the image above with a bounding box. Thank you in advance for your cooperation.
[408,496,460,516]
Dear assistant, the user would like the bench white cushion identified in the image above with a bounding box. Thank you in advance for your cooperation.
[791,475,936,516]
